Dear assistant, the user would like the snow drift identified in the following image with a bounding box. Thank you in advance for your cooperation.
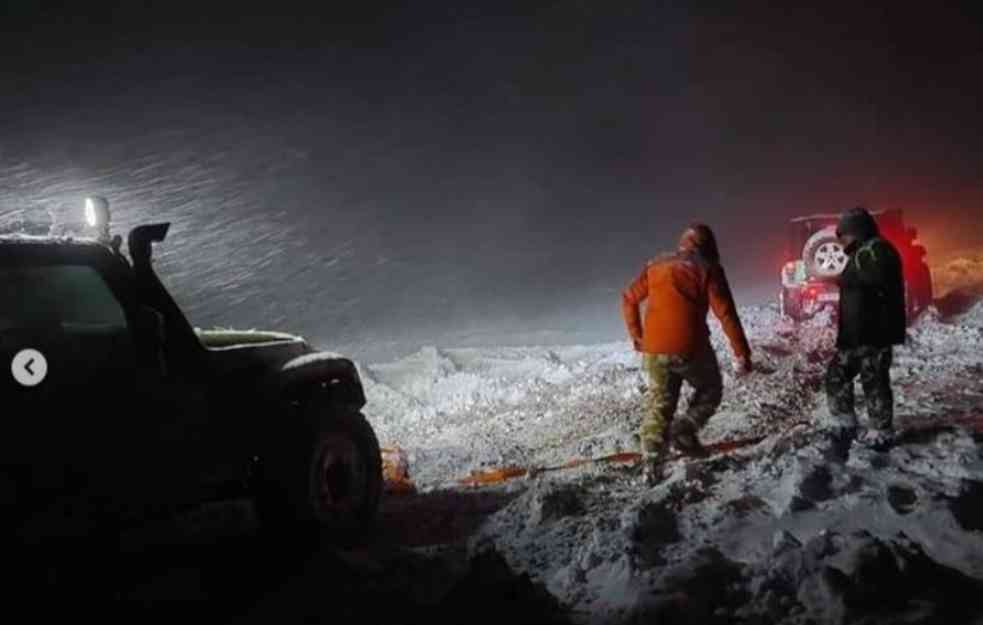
[360,300,983,624]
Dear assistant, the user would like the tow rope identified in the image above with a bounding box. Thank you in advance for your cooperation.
[381,421,813,494]
[381,447,416,494]
[453,426,800,487]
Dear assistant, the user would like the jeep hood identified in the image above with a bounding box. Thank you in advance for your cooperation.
[197,328,313,377]
[196,328,362,406]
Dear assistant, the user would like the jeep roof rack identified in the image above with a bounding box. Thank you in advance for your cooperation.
[790,208,899,223]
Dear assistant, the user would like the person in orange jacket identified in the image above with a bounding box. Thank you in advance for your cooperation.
[622,224,752,480]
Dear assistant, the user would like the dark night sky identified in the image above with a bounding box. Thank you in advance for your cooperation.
[1,2,982,359]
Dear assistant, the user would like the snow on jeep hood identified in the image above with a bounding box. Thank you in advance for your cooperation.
[198,328,316,378]
[194,328,305,349]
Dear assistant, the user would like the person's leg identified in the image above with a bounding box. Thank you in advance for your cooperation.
[858,346,894,447]
[640,353,683,459]
[825,348,860,432]
[671,344,722,455]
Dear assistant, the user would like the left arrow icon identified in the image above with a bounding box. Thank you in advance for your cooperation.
[12,349,47,386]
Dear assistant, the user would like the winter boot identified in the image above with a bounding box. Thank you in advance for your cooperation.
[640,439,669,486]
[670,418,707,457]
[642,454,666,486]
[824,425,858,462]
[857,427,894,452]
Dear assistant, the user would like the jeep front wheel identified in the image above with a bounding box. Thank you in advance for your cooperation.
[259,407,382,540]
[307,410,382,531]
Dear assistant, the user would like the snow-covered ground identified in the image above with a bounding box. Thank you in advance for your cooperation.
[358,300,983,624]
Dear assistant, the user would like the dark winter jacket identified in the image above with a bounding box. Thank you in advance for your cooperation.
[836,230,907,349]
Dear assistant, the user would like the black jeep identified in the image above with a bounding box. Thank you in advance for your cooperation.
[1,217,383,566]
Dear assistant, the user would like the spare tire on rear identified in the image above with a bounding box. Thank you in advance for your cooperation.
[802,226,849,279]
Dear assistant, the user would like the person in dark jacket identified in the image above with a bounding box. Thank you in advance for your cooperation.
[826,207,906,450]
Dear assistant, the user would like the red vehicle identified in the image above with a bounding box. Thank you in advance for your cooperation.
[779,209,933,323]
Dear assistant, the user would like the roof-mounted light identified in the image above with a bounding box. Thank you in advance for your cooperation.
[84,196,111,242]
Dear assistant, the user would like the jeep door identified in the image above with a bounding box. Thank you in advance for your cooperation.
[0,252,210,541]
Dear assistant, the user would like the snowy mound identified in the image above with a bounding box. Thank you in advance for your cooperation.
[476,425,983,624]
[361,303,983,623]
[931,248,983,298]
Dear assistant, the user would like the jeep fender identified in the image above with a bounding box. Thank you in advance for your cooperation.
[264,353,366,411]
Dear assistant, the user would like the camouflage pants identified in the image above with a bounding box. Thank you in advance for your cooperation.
[825,346,894,430]
[639,344,723,455]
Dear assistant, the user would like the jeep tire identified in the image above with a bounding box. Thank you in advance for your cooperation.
[802,226,849,279]
[258,405,382,541]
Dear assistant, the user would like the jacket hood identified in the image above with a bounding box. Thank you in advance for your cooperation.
[678,223,720,263]
[836,207,880,242]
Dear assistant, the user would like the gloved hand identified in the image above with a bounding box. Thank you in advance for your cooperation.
[735,355,753,376]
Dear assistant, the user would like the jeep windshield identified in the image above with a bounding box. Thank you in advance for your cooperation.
[0,265,128,332]
[0,259,138,396]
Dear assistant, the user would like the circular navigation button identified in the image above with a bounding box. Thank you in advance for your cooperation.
[12,349,47,387]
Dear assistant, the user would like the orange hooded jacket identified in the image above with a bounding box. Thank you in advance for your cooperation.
[621,224,751,360]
